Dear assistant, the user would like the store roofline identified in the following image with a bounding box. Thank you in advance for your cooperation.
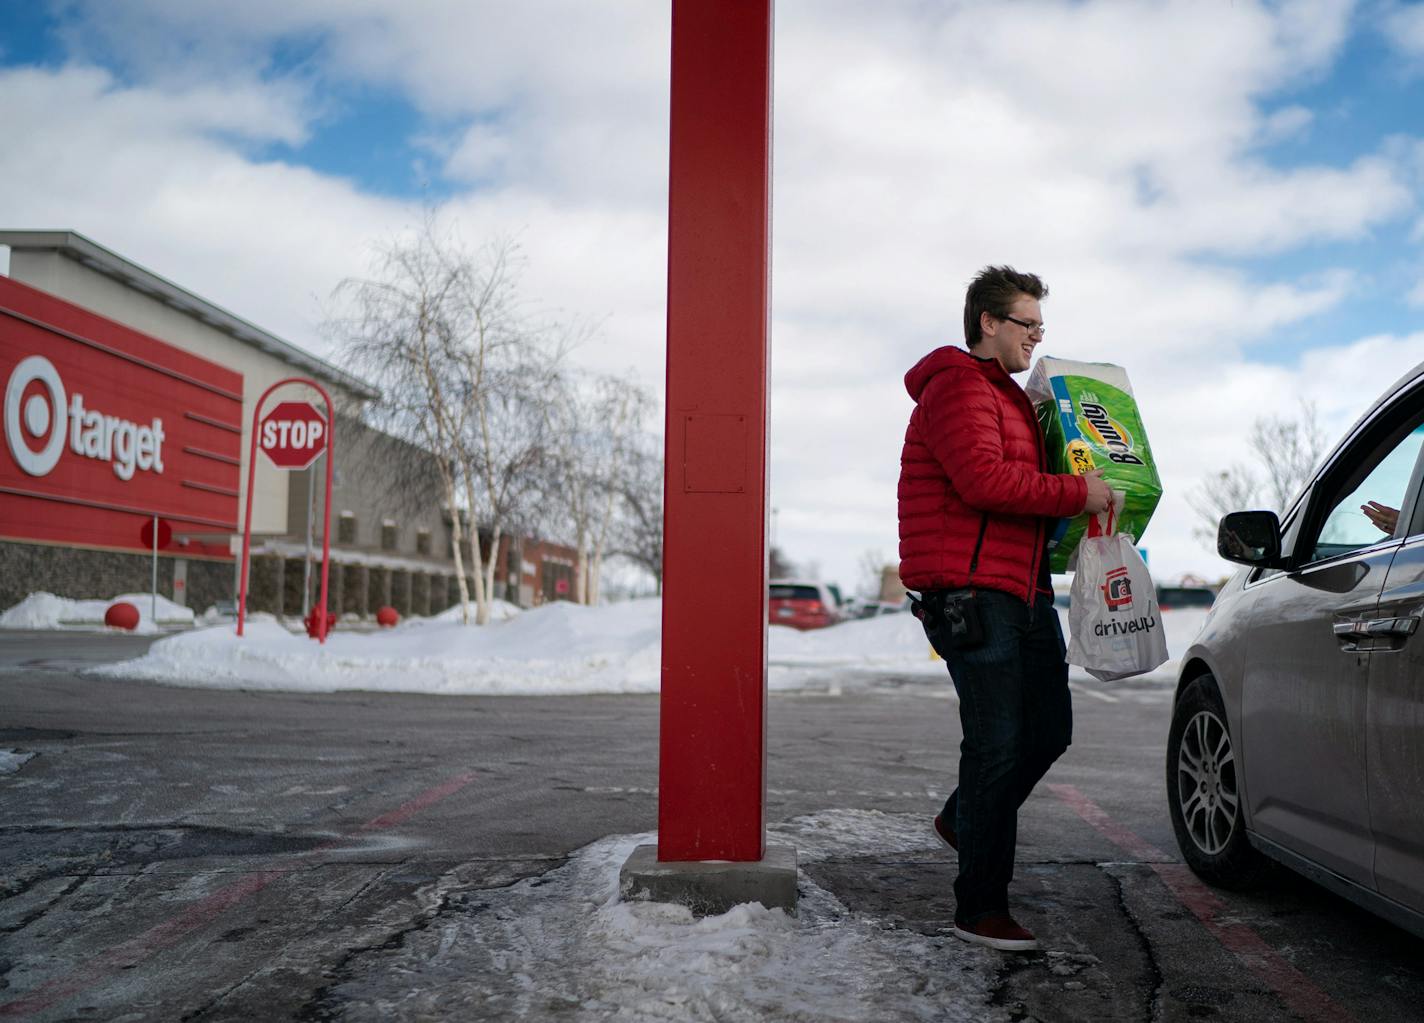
[0,229,380,401]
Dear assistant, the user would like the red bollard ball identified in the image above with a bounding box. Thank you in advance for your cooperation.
[375,606,399,628]
[105,602,141,631]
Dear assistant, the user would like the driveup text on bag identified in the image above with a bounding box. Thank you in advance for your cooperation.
[1066,523,1169,682]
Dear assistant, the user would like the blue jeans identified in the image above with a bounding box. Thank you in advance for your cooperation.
[922,589,1072,922]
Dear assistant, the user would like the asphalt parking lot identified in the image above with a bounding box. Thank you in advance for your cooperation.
[1,630,1422,1021]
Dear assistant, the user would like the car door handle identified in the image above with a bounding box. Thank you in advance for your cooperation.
[1360,616,1420,637]
[1334,617,1420,639]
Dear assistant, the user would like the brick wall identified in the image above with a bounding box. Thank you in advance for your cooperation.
[0,540,501,624]
[0,540,234,614]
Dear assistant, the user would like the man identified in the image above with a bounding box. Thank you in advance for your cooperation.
[898,265,1112,951]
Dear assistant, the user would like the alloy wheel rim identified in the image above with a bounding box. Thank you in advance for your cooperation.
[1176,708,1239,856]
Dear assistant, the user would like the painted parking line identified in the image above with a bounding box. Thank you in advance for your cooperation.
[0,770,479,1019]
[1047,783,1355,1023]
[357,771,477,832]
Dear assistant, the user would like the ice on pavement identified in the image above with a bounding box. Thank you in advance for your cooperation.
[317,810,1006,1022]
[0,749,36,774]
[1,591,194,634]
[66,594,1208,695]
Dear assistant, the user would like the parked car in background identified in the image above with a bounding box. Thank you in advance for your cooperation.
[768,579,840,630]
[1166,358,1424,938]
[853,599,908,619]
[1155,584,1217,612]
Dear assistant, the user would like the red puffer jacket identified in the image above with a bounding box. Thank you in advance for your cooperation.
[898,346,1086,603]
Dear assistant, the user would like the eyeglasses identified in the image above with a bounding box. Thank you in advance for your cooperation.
[999,313,1045,336]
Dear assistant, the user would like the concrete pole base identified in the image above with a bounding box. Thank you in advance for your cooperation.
[619,843,798,916]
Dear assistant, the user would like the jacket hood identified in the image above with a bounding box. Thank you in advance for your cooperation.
[905,345,1003,402]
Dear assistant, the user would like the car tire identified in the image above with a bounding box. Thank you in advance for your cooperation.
[1166,673,1266,889]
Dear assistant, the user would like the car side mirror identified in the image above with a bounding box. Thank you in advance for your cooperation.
[1217,510,1285,568]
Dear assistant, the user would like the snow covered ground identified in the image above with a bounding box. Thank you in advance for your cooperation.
[0,591,194,633]
[317,809,1022,1021]
[62,595,1210,696]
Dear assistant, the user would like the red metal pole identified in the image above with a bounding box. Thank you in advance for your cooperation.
[235,390,267,637]
[316,393,334,643]
[235,377,335,640]
[659,0,774,862]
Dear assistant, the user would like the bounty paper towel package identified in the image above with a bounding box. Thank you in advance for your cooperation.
[1025,356,1163,573]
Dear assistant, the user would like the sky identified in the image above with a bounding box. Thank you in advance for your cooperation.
[3,0,1424,594]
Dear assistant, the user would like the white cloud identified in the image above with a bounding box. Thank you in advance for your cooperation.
[0,64,310,147]
[3,0,1423,591]
[1260,104,1315,144]
[442,121,515,184]
[52,0,673,203]
[1381,0,1424,59]
[0,64,406,348]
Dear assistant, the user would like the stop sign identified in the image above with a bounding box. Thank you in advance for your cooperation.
[258,401,328,470]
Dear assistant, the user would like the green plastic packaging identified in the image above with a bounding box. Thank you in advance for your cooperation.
[1025,357,1163,573]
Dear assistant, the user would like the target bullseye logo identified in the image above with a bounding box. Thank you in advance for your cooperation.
[4,355,67,477]
[3,355,166,480]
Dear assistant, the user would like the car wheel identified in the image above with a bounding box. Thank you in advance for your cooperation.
[1166,673,1266,889]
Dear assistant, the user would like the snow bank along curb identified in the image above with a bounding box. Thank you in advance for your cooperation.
[1,591,194,633]
[81,597,1208,696]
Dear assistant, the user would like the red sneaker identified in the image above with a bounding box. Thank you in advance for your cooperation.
[952,913,1039,952]
[932,813,958,851]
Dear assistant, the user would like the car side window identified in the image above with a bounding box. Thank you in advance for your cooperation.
[1304,412,1424,565]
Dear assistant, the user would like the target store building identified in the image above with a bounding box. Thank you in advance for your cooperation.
[0,230,575,619]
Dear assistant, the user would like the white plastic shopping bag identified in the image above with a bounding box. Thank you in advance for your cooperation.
[1066,505,1168,682]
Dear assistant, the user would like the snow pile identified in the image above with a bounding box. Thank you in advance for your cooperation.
[0,591,194,633]
[769,611,936,667]
[0,750,36,774]
[95,599,665,695]
[90,598,1209,696]
[318,811,1000,1022]
[413,599,523,625]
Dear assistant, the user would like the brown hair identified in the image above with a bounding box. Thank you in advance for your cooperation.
[963,265,1047,348]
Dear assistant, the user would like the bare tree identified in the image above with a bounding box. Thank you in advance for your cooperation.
[1189,400,1328,549]
[588,379,655,605]
[436,242,571,623]
[333,214,667,619]
[329,216,480,622]
[330,214,569,625]
[606,441,664,593]
[857,548,889,599]
[546,370,655,605]
[462,351,563,613]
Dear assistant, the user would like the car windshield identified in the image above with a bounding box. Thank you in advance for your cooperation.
[770,585,821,601]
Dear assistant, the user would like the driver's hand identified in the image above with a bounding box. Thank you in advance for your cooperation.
[1361,501,1399,535]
